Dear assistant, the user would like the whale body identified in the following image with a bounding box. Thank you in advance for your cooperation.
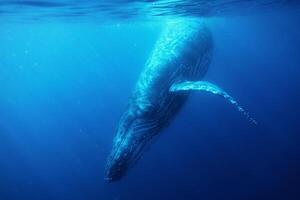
[105,19,255,182]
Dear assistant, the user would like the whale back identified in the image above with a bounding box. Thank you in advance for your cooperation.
[133,19,213,114]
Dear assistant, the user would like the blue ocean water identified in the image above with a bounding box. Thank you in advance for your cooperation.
[0,1,300,199]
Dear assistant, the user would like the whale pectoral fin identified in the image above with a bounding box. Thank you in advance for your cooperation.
[170,81,257,124]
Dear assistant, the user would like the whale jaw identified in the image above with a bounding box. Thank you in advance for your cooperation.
[105,111,162,182]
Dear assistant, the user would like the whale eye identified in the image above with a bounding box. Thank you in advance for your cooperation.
[134,101,156,117]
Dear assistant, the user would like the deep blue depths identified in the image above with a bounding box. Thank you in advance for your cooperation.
[0,10,300,200]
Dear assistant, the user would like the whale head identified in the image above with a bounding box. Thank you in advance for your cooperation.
[105,104,161,182]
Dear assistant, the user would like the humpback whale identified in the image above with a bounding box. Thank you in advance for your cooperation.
[105,19,256,182]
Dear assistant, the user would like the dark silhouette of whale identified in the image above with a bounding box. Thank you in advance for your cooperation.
[105,19,256,182]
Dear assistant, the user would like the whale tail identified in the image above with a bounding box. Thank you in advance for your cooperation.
[170,81,257,125]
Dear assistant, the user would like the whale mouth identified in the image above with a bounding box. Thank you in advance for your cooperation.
[105,159,128,182]
[105,117,160,182]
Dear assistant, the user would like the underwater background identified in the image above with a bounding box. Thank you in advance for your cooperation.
[0,0,300,199]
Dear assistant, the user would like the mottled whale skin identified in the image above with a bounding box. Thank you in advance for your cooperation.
[105,19,213,182]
